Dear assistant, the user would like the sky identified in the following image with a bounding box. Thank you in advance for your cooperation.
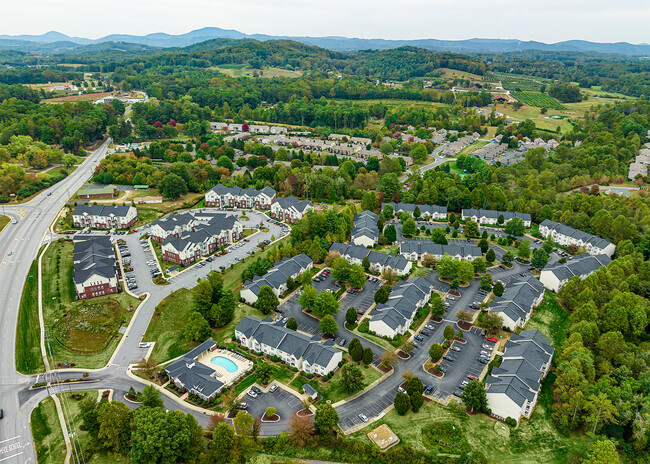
[2,0,649,44]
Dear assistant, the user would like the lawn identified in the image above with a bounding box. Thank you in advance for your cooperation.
[211,65,303,78]
[144,288,195,364]
[352,324,396,352]
[42,240,140,368]
[457,139,490,156]
[525,292,570,352]
[31,397,66,464]
[133,193,204,226]
[0,214,9,233]
[15,254,45,374]
[288,362,382,404]
[348,399,592,464]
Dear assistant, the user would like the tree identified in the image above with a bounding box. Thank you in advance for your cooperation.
[457,310,472,322]
[531,248,549,268]
[464,220,479,238]
[313,291,340,316]
[493,281,505,297]
[516,239,531,260]
[62,153,77,168]
[314,404,339,435]
[349,338,364,362]
[374,286,391,304]
[437,254,459,279]
[361,191,378,212]
[480,273,493,290]
[341,364,365,393]
[485,248,496,263]
[504,217,525,236]
[501,250,514,265]
[401,217,417,237]
[583,440,621,464]
[584,393,618,434]
[431,227,448,245]
[348,265,367,289]
[431,297,446,318]
[381,268,399,286]
[346,307,357,325]
[410,390,424,412]
[288,415,314,447]
[319,314,338,335]
[478,238,489,254]
[362,256,370,271]
[139,384,164,409]
[444,325,455,342]
[462,381,489,413]
[331,257,352,282]
[256,361,273,384]
[384,224,397,243]
[192,280,213,314]
[129,408,198,464]
[410,143,428,162]
[298,284,317,310]
[457,260,475,283]
[362,347,374,365]
[429,343,444,361]
[209,423,234,464]
[233,410,254,437]
[286,317,297,331]
[472,258,487,274]
[394,391,411,415]
[265,407,277,418]
[183,311,211,342]
[413,205,421,218]
[160,173,188,200]
[379,349,398,369]
[256,285,279,314]
[483,312,503,335]
[97,401,131,453]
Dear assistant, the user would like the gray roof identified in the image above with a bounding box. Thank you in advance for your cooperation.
[388,202,447,216]
[462,208,531,223]
[352,211,379,241]
[208,183,276,198]
[165,339,223,398]
[275,196,313,214]
[242,254,313,296]
[400,241,482,258]
[302,384,318,396]
[490,276,544,323]
[539,219,613,250]
[73,204,133,218]
[73,236,116,284]
[543,254,611,282]
[152,213,195,231]
[330,243,410,272]
[370,277,433,331]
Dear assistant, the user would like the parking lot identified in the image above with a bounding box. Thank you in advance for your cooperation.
[239,384,303,435]
[338,276,382,320]
[338,389,396,431]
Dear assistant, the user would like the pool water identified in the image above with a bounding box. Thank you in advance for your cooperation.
[210,356,239,373]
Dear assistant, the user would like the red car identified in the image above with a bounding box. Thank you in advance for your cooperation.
[486,336,497,343]
[467,375,478,381]
[132,228,138,232]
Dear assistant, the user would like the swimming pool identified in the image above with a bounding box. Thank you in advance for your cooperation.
[210,356,239,373]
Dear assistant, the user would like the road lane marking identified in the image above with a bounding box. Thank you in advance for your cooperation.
[0,452,23,462]
[0,437,20,445]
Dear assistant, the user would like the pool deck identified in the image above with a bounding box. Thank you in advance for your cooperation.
[196,349,253,386]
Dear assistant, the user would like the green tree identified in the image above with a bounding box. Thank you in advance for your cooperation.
[464,220,479,238]
[374,286,391,304]
[139,384,164,409]
[314,404,339,435]
[346,307,357,325]
[516,239,531,260]
[183,311,212,342]
[361,191,378,212]
[331,257,352,282]
[362,255,371,271]
[286,316,298,331]
[504,217,525,236]
[472,258,487,274]
[401,217,417,237]
[410,143,428,162]
[410,390,424,412]
[501,250,513,265]
[233,410,254,437]
[480,273,493,290]
[209,423,235,464]
[256,361,273,384]
[160,173,188,200]
[461,380,489,413]
[380,268,399,286]
[437,254,460,279]
[431,227,448,245]
[97,401,131,453]
[298,285,317,310]
[429,343,444,360]
[256,286,279,314]
[192,280,213,315]
[394,391,411,415]
[319,314,338,335]
[431,297,446,318]
[444,325,455,342]
[348,265,367,289]
[62,153,77,168]
[384,224,397,243]
[584,393,618,434]
[341,364,365,393]
[362,347,373,365]
[478,238,489,253]
[483,312,503,335]
[531,248,549,268]
[583,440,621,464]
[313,291,340,316]
[493,281,505,297]
[457,260,475,283]
[349,338,363,362]
[413,205,421,219]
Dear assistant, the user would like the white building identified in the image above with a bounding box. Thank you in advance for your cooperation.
[351,211,379,247]
[240,254,313,304]
[538,220,616,257]
[72,205,137,230]
[205,184,276,210]
[461,209,532,227]
[399,242,482,262]
[489,276,545,331]
[387,202,447,220]
[270,196,314,223]
[330,242,412,277]
[539,254,611,292]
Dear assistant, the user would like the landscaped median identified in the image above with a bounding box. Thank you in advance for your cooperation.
[16,248,46,374]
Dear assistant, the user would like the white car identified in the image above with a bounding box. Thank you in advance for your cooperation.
[358,413,368,422]
[247,390,258,398]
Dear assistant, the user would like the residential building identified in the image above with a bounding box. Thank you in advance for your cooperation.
[330,242,412,276]
[165,339,224,401]
[485,331,554,423]
[73,236,119,299]
[270,196,314,223]
[399,242,482,262]
[205,184,276,209]
[72,205,137,230]
[235,317,342,375]
[77,184,118,199]
[368,277,432,338]
[387,202,447,220]
[539,254,611,292]
[351,211,379,247]
[489,276,545,331]
[150,213,197,242]
[538,220,616,257]
[240,254,313,304]
[461,209,532,227]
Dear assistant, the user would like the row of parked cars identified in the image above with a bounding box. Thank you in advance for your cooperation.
[139,239,161,279]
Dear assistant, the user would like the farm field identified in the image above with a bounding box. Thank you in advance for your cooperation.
[42,92,114,103]
[440,68,484,81]
[511,91,565,109]
[210,64,302,78]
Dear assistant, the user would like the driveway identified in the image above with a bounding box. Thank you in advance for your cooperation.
[239,385,303,436]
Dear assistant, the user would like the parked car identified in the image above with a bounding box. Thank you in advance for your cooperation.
[414,335,424,342]
[439,366,447,373]
[486,336,498,343]
[451,346,461,352]
[246,390,257,398]
[443,355,454,362]
[468,375,478,380]
[251,386,262,395]
[398,387,407,394]
[358,413,368,422]
[454,390,463,397]
[269,385,278,393]
[424,385,434,394]
[477,358,489,364]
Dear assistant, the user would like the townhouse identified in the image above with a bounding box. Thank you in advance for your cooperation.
[489,276,545,331]
[73,236,119,299]
[165,339,224,401]
[387,202,448,220]
[270,196,314,223]
[399,242,482,262]
[461,209,532,227]
[72,204,137,230]
[485,331,554,423]
[150,213,196,242]
[368,277,433,338]
[538,220,616,257]
[205,184,276,210]
[330,242,412,276]
[235,317,342,376]
[539,254,611,292]
[240,254,313,304]
[161,213,243,266]
[351,211,380,247]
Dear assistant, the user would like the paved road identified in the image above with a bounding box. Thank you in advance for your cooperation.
[0,139,112,464]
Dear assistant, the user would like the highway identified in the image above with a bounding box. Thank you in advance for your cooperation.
[0,139,112,464]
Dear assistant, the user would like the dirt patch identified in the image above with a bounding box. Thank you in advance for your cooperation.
[448,290,461,297]
[297,409,314,417]
[453,337,467,344]
[431,316,443,323]
[427,368,444,377]
[457,320,473,331]
[378,364,392,373]
[262,413,280,422]
[397,351,411,359]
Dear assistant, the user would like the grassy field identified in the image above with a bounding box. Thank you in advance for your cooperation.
[458,139,490,156]
[42,92,115,103]
[525,292,570,352]
[288,362,382,404]
[15,254,45,374]
[511,91,565,109]
[42,240,140,368]
[0,214,10,234]
[333,98,450,109]
[211,64,302,78]
[31,397,66,464]
[348,399,592,464]
[440,68,484,81]
[144,288,195,363]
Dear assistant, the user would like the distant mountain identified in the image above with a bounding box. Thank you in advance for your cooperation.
[1,28,650,56]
